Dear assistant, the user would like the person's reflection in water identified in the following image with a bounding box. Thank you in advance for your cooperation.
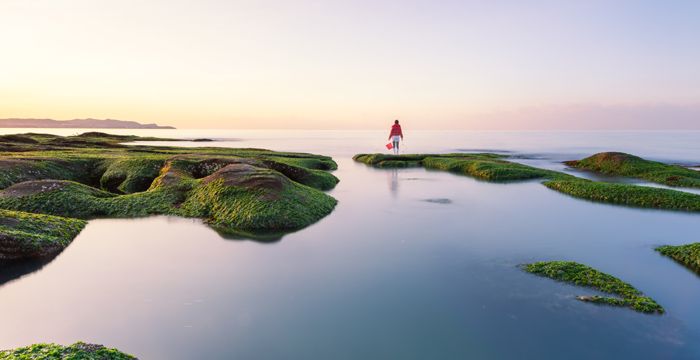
[388,168,399,197]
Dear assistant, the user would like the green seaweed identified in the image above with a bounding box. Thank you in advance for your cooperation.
[656,243,700,275]
[0,342,135,360]
[0,181,183,219]
[544,180,700,212]
[260,159,339,191]
[181,177,337,232]
[0,209,86,260]
[353,153,571,181]
[567,152,700,188]
[99,157,165,193]
[421,157,571,181]
[523,261,663,314]
[265,155,338,171]
[0,157,99,190]
[353,154,427,168]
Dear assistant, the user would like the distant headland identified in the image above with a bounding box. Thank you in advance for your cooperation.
[0,118,175,129]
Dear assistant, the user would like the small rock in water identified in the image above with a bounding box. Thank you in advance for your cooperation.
[423,198,452,204]
[576,295,598,302]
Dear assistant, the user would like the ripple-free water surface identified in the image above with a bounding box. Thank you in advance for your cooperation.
[0,130,699,359]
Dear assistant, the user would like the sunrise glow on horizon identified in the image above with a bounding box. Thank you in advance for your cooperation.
[2,0,699,130]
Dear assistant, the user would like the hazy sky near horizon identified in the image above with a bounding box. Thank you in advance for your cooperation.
[1,0,699,129]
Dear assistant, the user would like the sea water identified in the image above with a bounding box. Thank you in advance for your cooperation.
[0,129,698,359]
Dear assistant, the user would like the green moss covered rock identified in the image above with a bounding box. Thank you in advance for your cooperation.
[567,152,700,188]
[0,342,135,359]
[524,261,663,314]
[421,156,570,181]
[0,133,339,258]
[0,209,85,260]
[99,158,165,194]
[544,180,700,212]
[0,158,98,190]
[181,163,337,234]
[0,180,182,219]
[656,243,700,275]
[353,153,571,181]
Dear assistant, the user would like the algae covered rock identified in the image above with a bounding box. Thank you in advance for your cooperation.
[656,243,700,275]
[421,156,568,181]
[0,158,97,190]
[260,159,339,190]
[0,342,136,360]
[544,179,700,212]
[353,154,426,168]
[0,180,181,219]
[99,158,165,193]
[523,261,663,314]
[181,163,337,234]
[0,209,85,260]
[567,152,700,188]
[0,132,339,257]
[353,153,570,181]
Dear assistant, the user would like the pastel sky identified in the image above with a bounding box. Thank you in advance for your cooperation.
[1,0,699,129]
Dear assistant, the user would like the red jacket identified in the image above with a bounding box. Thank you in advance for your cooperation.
[389,124,403,139]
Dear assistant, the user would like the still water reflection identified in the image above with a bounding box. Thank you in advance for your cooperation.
[0,130,699,359]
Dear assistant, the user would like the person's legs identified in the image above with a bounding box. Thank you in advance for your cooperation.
[393,139,400,154]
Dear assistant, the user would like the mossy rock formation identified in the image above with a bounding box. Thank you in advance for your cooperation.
[353,153,572,181]
[543,180,700,211]
[0,133,339,259]
[523,261,664,314]
[0,209,85,260]
[354,153,700,212]
[656,243,700,275]
[566,152,700,188]
[0,342,135,359]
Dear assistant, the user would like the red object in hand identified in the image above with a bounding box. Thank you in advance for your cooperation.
[386,142,393,150]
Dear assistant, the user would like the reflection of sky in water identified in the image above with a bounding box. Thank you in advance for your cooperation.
[0,131,698,359]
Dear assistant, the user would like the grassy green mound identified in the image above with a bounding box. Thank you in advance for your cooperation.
[567,152,700,188]
[0,209,86,260]
[0,158,99,190]
[523,261,663,314]
[264,155,337,171]
[421,156,570,181]
[260,159,338,190]
[44,132,177,149]
[353,154,429,168]
[656,243,700,275]
[0,133,339,258]
[544,180,700,212]
[0,167,333,230]
[99,157,166,193]
[0,342,135,360]
[353,153,571,181]
[0,134,39,144]
[147,155,339,191]
[0,181,182,219]
[182,164,337,233]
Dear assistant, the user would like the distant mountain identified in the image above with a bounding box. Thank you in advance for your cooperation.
[0,118,175,129]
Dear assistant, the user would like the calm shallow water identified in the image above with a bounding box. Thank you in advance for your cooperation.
[0,129,699,359]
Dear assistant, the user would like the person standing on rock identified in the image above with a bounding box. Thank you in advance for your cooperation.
[388,119,404,155]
